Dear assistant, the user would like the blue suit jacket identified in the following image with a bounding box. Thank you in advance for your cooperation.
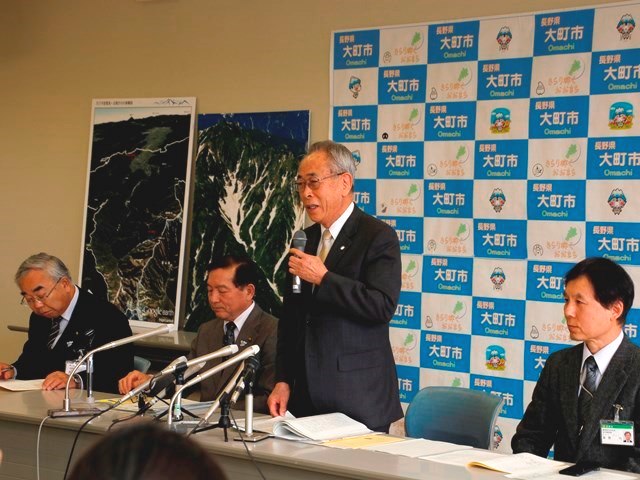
[13,287,133,394]
[512,336,640,472]
[276,205,403,429]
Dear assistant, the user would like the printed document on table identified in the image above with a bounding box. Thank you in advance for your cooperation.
[272,412,373,442]
[0,379,44,391]
[508,469,636,480]
[233,411,295,434]
[363,438,472,457]
[425,449,506,467]
[427,450,565,476]
[323,434,406,449]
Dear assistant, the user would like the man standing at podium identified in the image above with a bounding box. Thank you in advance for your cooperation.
[268,140,403,432]
[512,257,640,472]
[0,252,133,393]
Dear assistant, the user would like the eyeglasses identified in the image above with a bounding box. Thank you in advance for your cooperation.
[293,172,345,192]
[20,277,63,307]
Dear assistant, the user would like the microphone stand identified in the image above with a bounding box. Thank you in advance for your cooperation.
[48,324,175,418]
[218,392,232,442]
[171,365,186,422]
[166,345,260,427]
[234,366,269,443]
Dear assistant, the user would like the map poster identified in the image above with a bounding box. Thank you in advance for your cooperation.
[184,111,309,332]
[80,97,197,329]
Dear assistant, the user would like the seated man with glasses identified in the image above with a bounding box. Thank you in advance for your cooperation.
[0,252,133,393]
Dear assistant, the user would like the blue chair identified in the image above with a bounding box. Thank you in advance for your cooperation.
[133,355,152,374]
[405,386,504,449]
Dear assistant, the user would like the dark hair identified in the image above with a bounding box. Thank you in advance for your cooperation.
[565,257,635,324]
[206,255,259,288]
[67,422,226,480]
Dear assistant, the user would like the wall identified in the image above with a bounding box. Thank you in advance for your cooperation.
[0,0,613,361]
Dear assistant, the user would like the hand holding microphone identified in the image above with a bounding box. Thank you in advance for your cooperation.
[289,231,329,288]
[291,230,307,293]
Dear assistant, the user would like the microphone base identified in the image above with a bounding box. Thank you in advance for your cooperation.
[48,407,103,418]
[234,432,270,443]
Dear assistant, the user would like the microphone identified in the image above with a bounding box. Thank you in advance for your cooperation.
[292,230,307,294]
[167,345,260,425]
[148,359,206,398]
[230,355,260,405]
[114,344,239,407]
[49,324,175,417]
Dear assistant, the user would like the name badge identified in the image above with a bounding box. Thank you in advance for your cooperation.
[601,420,634,446]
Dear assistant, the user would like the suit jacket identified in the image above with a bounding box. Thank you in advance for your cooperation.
[512,336,640,472]
[13,287,133,394]
[189,304,277,414]
[276,205,403,429]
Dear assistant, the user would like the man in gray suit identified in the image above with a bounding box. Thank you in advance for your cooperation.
[512,257,640,472]
[268,140,402,432]
[119,255,277,413]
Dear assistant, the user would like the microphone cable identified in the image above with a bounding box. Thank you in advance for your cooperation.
[229,409,267,480]
[62,402,119,480]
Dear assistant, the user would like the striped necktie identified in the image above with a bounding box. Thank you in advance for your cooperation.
[319,229,333,263]
[48,317,62,350]
[578,355,598,432]
[224,322,236,346]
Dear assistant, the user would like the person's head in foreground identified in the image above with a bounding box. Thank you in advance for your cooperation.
[67,422,226,480]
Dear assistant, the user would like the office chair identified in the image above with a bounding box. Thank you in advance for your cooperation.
[133,356,152,374]
[404,386,504,449]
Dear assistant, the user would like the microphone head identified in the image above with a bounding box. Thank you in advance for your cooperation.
[292,230,307,250]
[245,355,260,372]
[183,361,206,379]
[248,344,260,355]
[167,355,188,368]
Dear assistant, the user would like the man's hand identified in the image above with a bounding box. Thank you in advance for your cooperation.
[0,362,15,380]
[267,381,291,417]
[289,248,328,286]
[42,371,77,391]
[118,370,152,395]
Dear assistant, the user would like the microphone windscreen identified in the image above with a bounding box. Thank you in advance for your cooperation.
[292,230,307,250]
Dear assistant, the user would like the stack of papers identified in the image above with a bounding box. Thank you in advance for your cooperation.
[270,412,374,442]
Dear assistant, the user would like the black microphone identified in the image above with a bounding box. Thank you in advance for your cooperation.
[230,355,261,405]
[148,359,206,398]
[292,230,307,294]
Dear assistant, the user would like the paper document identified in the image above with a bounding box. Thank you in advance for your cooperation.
[0,379,45,391]
[272,412,373,442]
[508,470,636,480]
[426,449,507,467]
[428,450,565,476]
[97,397,213,414]
[233,412,295,434]
[364,438,472,457]
[323,433,404,449]
[467,452,566,475]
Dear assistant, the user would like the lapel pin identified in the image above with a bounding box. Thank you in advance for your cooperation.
[340,246,345,250]
[240,340,248,347]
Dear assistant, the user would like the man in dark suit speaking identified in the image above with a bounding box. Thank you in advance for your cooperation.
[268,140,403,432]
[512,257,640,472]
[0,252,133,393]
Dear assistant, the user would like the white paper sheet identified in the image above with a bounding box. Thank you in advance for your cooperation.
[0,379,45,391]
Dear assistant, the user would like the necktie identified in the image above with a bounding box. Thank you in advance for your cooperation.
[319,229,333,263]
[578,355,598,431]
[223,322,236,346]
[48,316,62,350]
